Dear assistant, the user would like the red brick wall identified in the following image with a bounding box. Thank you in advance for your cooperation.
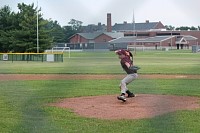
[154,21,165,29]
[70,34,113,43]
[161,38,174,47]
[179,31,200,45]
[149,32,157,37]
[94,34,113,42]
[70,34,88,43]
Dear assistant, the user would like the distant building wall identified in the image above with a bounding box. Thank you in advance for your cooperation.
[149,32,157,37]
[124,30,200,47]
[154,21,165,29]
[95,34,113,43]
[69,33,122,44]
[179,31,200,44]
[70,34,88,43]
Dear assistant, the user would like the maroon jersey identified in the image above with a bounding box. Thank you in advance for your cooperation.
[120,56,136,74]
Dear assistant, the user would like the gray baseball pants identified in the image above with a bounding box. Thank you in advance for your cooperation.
[120,73,138,94]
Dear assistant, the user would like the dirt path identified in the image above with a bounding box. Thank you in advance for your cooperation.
[1,74,200,80]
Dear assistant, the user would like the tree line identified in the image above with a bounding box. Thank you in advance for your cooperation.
[0,3,82,53]
[165,25,200,31]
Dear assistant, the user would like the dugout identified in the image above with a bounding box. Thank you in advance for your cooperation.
[0,53,63,62]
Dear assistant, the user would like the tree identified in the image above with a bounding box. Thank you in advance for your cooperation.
[165,25,175,30]
[46,20,65,43]
[0,6,16,52]
[190,26,197,30]
[63,25,74,43]
[0,3,53,53]
[68,19,82,31]
[62,19,83,42]
[9,3,52,53]
[0,6,16,31]
[175,26,198,31]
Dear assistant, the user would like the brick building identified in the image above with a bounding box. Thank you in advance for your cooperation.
[110,30,199,50]
[69,13,199,50]
[69,32,124,44]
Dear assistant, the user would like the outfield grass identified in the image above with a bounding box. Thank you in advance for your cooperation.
[0,50,200,133]
[0,50,200,74]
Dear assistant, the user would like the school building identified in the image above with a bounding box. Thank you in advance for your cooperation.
[68,13,200,51]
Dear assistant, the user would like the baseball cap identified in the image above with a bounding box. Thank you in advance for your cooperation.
[115,49,126,55]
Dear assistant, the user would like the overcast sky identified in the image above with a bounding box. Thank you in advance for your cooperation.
[1,0,200,27]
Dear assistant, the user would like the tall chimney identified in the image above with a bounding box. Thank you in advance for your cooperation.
[107,13,112,32]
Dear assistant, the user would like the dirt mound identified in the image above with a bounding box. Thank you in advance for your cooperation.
[50,94,200,120]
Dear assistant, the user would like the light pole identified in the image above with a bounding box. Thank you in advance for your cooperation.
[132,9,136,55]
[36,0,39,53]
[171,29,172,49]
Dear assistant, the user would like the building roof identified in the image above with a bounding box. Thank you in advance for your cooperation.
[109,36,172,44]
[109,36,137,43]
[109,34,198,44]
[141,36,172,43]
[73,32,124,40]
[112,22,163,31]
[183,35,198,41]
[78,32,102,39]
[81,21,165,33]
[175,35,198,44]
[103,32,124,38]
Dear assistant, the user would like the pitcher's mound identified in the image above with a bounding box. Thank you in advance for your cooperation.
[50,94,200,120]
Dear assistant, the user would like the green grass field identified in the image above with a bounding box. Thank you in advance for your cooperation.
[1,50,200,74]
[0,50,200,133]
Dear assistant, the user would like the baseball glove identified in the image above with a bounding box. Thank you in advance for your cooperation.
[129,66,141,71]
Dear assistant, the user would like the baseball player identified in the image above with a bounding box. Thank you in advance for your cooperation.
[115,49,138,102]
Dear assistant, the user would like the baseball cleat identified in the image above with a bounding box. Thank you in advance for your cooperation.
[117,95,126,102]
[127,93,135,98]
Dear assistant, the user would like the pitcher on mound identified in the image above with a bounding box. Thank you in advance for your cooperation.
[115,49,139,102]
